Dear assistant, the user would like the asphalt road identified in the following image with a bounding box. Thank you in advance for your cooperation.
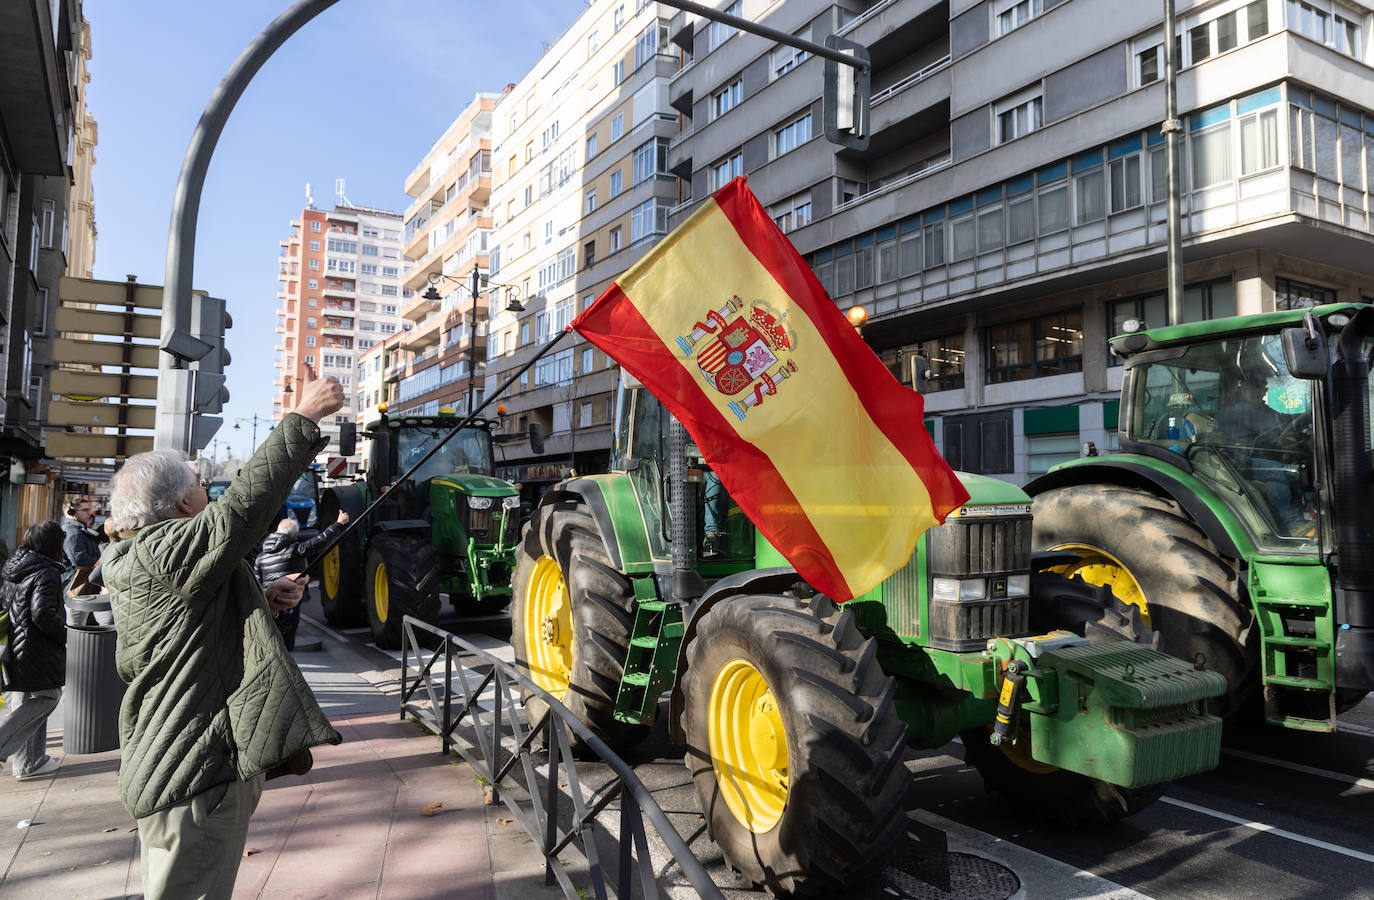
[315,600,1374,900]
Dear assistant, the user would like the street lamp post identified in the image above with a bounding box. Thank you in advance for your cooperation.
[234,414,274,451]
[421,270,524,416]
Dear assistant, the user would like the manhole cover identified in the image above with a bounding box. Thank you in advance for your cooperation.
[882,851,1020,900]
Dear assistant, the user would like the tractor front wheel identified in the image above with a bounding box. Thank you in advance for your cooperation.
[365,533,442,649]
[1032,484,1257,721]
[681,593,910,896]
[511,500,645,751]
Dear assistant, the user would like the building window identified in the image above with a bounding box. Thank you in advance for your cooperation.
[950,209,975,261]
[1276,276,1339,309]
[1107,279,1237,363]
[770,192,813,233]
[1190,119,1233,188]
[309,239,320,251]
[977,200,1004,253]
[1240,107,1280,174]
[610,168,623,196]
[584,240,596,267]
[634,22,665,68]
[309,259,320,271]
[995,0,1043,36]
[587,30,599,57]
[914,334,965,392]
[710,151,744,190]
[632,137,668,184]
[311,221,321,232]
[306,336,316,347]
[772,31,811,78]
[713,79,743,118]
[613,58,625,85]
[923,218,946,268]
[985,309,1083,383]
[586,133,598,160]
[582,347,595,373]
[610,225,623,252]
[709,1,742,49]
[631,199,665,243]
[1073,155,1106,224]
[611,113,624,142]
[995,92,1042,144]
[1108,151,1143,213]
[1027,433,1081,474]
[614,3,625,30]
[585,187,597,214]
[774,113,812,157]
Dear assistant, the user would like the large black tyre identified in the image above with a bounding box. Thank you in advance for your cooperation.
[319,531,365,628]
[1032,484,1258,721]
[511,500,646,751]
[365,533,442,649]
[961,572,1166,825]
[681,593,910,896]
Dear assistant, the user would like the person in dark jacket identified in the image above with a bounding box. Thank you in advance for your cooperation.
[60,499,101,590]
[253,511,348,650]
[0,520,67,780]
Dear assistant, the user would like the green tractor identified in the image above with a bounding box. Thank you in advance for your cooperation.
[318,405,521,648]
[1029,304,1374,730]
[511,375,1226,896]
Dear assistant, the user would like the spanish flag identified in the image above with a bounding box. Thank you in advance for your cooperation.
[572,178,967,601]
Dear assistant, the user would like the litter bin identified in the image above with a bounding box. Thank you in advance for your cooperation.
[64,595,125,754]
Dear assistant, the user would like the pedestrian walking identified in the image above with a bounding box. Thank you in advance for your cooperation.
[0,519,68,781]
[103,369,346,900]
[253,511,349,650]
[60,498,100,591]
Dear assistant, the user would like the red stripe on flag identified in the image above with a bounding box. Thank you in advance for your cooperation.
[572,283,849,595]
[712,180,968,517]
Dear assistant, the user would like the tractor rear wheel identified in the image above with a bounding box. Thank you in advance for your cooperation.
[1032,484,1258,721]
[681,593,910,896]
[365,533,442,649]
[319,533,365,628]
[962,572,1166,824]
[511,500,646,751]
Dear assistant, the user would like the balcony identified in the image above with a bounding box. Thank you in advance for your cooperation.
[321,319,355,336]
[384,360,407,381]
[400,316,441,353]
[400,287,440,323]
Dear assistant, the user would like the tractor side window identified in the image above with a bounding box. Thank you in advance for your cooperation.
[624,389,670,558]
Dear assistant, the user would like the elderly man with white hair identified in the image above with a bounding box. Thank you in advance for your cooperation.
[103,372,346,900]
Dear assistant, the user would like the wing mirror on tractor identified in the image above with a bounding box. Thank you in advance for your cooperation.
[337,421,357,457]
[1282,312,1330,379]
[529,422,545,455]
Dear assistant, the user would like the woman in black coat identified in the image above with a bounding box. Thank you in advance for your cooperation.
[0,520,67,780]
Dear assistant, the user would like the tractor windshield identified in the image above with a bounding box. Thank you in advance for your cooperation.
[1126,334,1317,552]
[394,426,494,483]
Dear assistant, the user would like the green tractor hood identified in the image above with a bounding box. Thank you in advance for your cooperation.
[431,473,519,496]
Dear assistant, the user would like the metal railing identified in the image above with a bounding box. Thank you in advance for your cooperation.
[870,55,951,106]
[399,616,724,900]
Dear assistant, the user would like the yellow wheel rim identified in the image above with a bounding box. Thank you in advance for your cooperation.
[523,556,572,699]
[708,658,788,834]
[374,559,389,623]
[1049,542,1151,628]
[323,546,340,599]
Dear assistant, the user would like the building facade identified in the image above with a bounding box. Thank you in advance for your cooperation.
[386,93,501,421]
[483,0,682,496]
[665,0,1374,484]
[0,0,92,543]
[273,203,407,467]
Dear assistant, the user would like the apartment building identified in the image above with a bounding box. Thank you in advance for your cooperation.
[483,0,681,495]
[273,203,407,467]
[386,93,501,420]
[0,0,93,543]
[666,0,1374,484]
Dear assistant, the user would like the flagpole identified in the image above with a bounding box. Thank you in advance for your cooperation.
[304,328,574,568]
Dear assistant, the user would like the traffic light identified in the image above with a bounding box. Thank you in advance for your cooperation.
[155,292,232,454]
[823,35,871,152]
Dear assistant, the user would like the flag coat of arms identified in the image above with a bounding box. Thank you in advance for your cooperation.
[571,178,968,602]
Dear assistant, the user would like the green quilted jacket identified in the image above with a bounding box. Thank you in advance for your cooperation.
[105,413,342,819]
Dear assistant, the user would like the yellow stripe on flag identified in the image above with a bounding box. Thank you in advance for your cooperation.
[618,199,939,596]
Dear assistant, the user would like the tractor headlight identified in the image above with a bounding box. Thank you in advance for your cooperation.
[306,506,318,528]
[502,495,521,510]
[932,577,986,601]
[1006,574,1030,597]
[467,496,494,510]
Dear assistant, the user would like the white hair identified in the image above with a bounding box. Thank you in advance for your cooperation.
[276,518,300,536]
[109,450,198,532]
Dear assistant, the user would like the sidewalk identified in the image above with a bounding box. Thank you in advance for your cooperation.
[0,614,560,899]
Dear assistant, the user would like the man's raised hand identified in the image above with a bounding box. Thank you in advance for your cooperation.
[294,363,345,424]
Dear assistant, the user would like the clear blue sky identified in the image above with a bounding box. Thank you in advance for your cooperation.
[84,0,581,461]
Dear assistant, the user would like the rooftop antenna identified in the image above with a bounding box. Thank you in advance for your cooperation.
[335,177,352,208]
[305,181,314,209]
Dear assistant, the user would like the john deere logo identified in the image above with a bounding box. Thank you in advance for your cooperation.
[992,579,1007,597]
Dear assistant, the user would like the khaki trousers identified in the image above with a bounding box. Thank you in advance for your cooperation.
[137,775,264,900]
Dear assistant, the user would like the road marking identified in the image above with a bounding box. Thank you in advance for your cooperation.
[1339,721,1374,738]
[1161,797,1374,863]
[1221,747,1374,792]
